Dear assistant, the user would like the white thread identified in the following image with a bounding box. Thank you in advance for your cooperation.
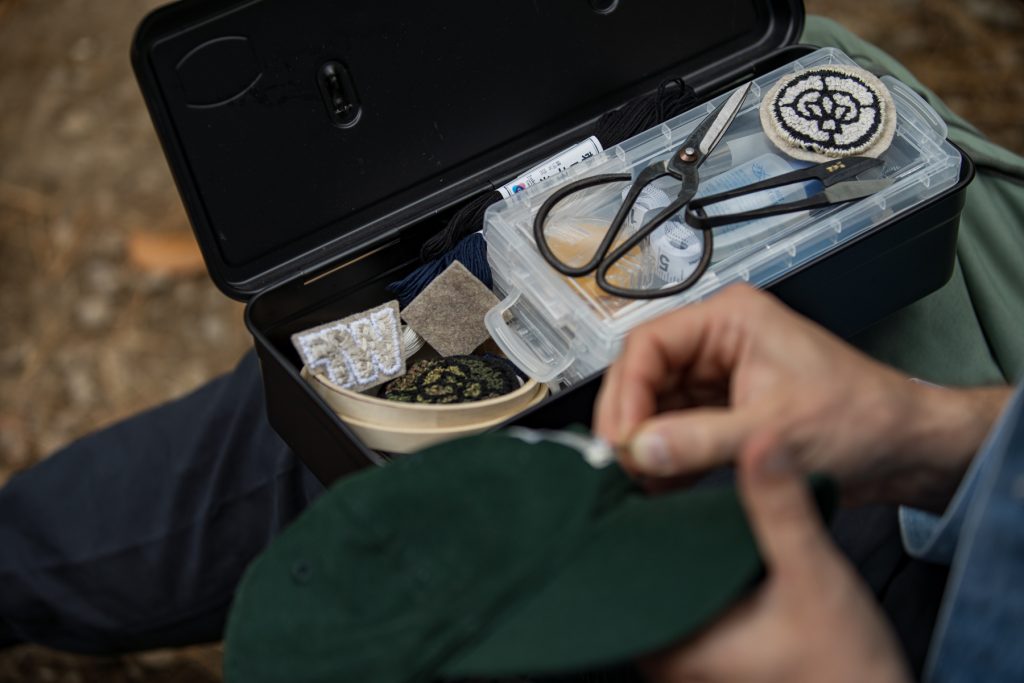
[505,428,618,469]
[402,326,426,359]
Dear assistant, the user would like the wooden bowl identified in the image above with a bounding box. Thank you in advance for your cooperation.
[301,366,548,430]
[337,386,549,453]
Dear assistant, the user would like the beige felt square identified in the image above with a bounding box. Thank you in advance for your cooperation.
[290,300,405,391]
[401,262,499,357]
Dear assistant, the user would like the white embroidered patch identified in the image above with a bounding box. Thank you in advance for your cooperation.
[760,65,897,163]
[291,301,405,391]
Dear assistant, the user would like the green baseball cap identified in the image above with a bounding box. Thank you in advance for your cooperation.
[225,429,833,682]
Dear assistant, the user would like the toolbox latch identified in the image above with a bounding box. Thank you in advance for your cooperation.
[318,61,361,129]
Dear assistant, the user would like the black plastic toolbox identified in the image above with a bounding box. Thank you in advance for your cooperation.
[132,0,974,485]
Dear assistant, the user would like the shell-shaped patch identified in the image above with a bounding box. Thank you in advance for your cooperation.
[760,65,897,162]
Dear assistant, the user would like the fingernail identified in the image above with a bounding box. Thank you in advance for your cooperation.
[631,431,672,474]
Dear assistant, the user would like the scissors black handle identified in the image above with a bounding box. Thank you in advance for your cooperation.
[595,194,714,300]
[684,157,884,229]
[532,82,752,299]
[533,163,672,278]
[686,193,842,229]
[532,172,631,277]
[533,167,711,299]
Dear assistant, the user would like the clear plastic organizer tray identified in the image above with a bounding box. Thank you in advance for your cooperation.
[482,47,962,387]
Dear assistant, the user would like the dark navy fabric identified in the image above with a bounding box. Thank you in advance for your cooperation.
[0,352,323,653]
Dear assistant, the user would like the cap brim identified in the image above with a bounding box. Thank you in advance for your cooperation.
[442,478,833,678]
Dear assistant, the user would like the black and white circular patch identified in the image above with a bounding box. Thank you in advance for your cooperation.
[760,65,896,162]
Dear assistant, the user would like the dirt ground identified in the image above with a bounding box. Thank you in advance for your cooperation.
[0,0,1022,681]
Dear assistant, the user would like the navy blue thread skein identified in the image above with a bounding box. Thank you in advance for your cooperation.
[386,232,492,308]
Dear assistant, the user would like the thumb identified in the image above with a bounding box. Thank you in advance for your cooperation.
[737,431,838,581]
[623,407,757,478]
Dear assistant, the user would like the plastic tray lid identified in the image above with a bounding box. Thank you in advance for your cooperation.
[132,0,803,300]
[482,46,964,384]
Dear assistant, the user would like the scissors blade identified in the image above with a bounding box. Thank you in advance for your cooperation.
[689,82,753,158]
[822,179,893,203]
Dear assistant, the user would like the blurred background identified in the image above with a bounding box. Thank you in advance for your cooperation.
[0,0,1022,680]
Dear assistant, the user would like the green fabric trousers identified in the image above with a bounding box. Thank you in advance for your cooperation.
[803,17,1024,386]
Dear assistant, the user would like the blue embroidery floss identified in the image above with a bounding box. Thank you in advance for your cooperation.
[386,232,492,308]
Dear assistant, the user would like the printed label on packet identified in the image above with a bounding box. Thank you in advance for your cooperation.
[496,136,604,199]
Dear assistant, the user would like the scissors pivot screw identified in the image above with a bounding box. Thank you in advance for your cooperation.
[680,146,697,162]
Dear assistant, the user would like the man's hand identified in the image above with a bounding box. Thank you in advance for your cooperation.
[640,432,911,683]
[595,284,1009,511]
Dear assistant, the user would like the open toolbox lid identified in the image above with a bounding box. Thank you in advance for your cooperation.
[132,0,803,300]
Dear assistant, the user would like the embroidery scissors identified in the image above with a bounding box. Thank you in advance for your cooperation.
[683,157,892,229]
[533,81,893,300]
[533,82,753,300]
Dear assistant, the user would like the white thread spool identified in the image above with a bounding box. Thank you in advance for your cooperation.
[402,326,426,359]
[645,153,812,286]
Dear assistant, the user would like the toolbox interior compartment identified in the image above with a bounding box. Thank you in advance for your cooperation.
[244,144,970,484]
